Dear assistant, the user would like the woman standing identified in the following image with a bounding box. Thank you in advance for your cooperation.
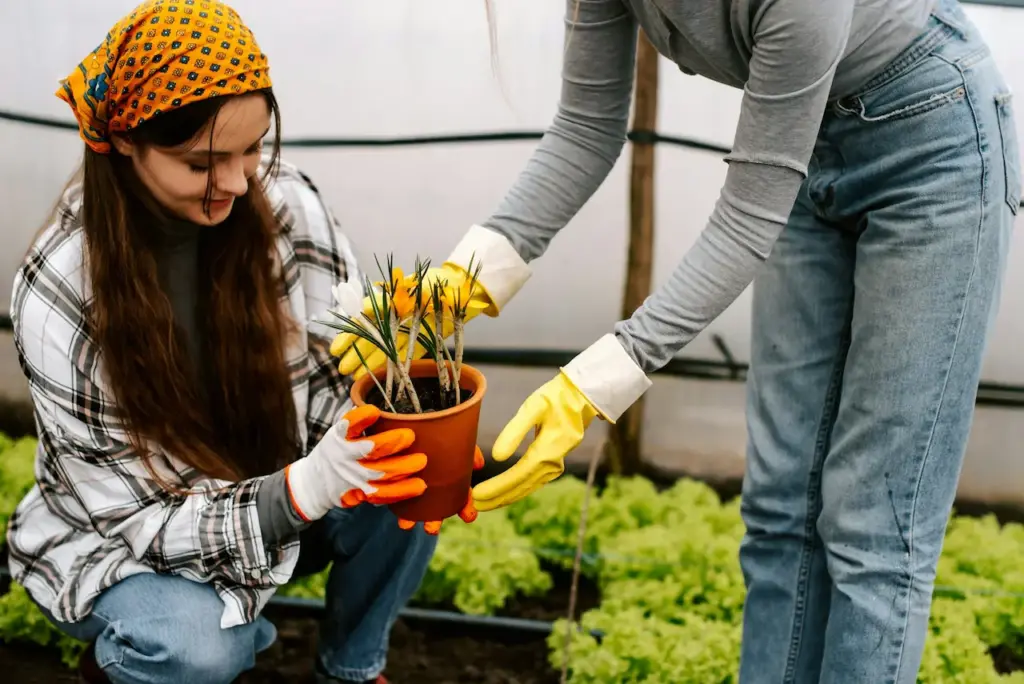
[336,0,1020,680]
[6,2,468,682]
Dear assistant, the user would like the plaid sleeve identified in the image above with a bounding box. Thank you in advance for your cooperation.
[273,164,362,450]
[11,227,298,595]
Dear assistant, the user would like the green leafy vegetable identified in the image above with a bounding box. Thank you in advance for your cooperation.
[549,607,740,683]
[413,509,552,615]
[0,437,38,544]
[0,584,87,669]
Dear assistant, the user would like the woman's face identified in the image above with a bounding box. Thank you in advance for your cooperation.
[112,94,271,226]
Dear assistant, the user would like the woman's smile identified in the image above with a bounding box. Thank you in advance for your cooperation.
[207,197,234,214]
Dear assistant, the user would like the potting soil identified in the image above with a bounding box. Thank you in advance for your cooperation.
[367,377,474,414]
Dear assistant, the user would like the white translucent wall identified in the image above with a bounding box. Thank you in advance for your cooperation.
[2,1,1022,504]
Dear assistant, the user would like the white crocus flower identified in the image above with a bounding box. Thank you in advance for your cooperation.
[331,280,365,318]
[309,280,367,334]
[312,280,392,353]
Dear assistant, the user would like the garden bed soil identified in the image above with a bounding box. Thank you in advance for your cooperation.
[0,617,557,684]
[993,645,1024,675]
[0,567,599,683]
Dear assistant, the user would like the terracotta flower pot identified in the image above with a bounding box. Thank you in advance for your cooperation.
[350,358,487,522]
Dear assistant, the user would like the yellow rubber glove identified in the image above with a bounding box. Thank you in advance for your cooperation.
[471,372,601,512]
[331,263,495,380]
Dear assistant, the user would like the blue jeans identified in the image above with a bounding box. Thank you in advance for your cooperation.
[40,505,437,684]
[738,1,1019,683]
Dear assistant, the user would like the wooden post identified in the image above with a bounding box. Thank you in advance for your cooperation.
[607,31,659,476]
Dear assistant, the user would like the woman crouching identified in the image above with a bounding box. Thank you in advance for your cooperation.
[5,2,454,683]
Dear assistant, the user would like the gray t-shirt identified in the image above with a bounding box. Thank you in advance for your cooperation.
[482,0,936,371]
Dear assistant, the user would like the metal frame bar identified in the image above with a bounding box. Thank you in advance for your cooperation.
[459,348,1024,409]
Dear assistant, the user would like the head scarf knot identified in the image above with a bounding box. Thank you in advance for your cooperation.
[57,0,272,154]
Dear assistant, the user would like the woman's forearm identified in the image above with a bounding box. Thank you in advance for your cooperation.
[483,105,632,262]
[559,161,805,423]
[613,161,803,372]
[480,0,639,263]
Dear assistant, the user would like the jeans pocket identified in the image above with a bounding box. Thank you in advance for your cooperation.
[840,55,966,124]
[995,91,1022,215]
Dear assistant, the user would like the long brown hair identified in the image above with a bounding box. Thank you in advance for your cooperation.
[78,88,298,486]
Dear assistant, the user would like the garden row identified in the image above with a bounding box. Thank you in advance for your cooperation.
[1,431,1023,681]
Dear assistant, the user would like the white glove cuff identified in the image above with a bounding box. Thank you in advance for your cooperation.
[286,423,382,522]
[561,334,653,423]
[444,225,532,314]
[284,455,330,523]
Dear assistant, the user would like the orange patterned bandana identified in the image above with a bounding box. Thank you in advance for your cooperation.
[57,0,272,154]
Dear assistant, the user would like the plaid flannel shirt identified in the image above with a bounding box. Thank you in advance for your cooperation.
[6,158,360,629]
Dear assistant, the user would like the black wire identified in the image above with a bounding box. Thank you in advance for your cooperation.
[1,108,1017,209]
[284,129,734,154]
[0,109,78,132]
[0,108,731,155]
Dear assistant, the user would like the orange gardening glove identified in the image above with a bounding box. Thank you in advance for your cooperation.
[285,405,428,522]
[397,445,484,535]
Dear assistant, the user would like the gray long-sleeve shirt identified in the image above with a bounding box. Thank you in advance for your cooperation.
[154,221,305,543]
[482,0,936,372]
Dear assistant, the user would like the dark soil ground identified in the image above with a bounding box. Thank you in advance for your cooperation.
[0,567,600,684]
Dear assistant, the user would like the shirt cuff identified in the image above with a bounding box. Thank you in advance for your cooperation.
[560,333,653,423]
[256,469,310,544]
[444,225,532,314]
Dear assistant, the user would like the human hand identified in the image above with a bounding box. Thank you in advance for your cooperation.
[285,405,427,522]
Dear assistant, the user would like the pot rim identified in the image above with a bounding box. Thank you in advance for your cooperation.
[350,359,487,422]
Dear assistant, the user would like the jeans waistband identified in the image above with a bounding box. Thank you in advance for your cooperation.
[852,0,968,97]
